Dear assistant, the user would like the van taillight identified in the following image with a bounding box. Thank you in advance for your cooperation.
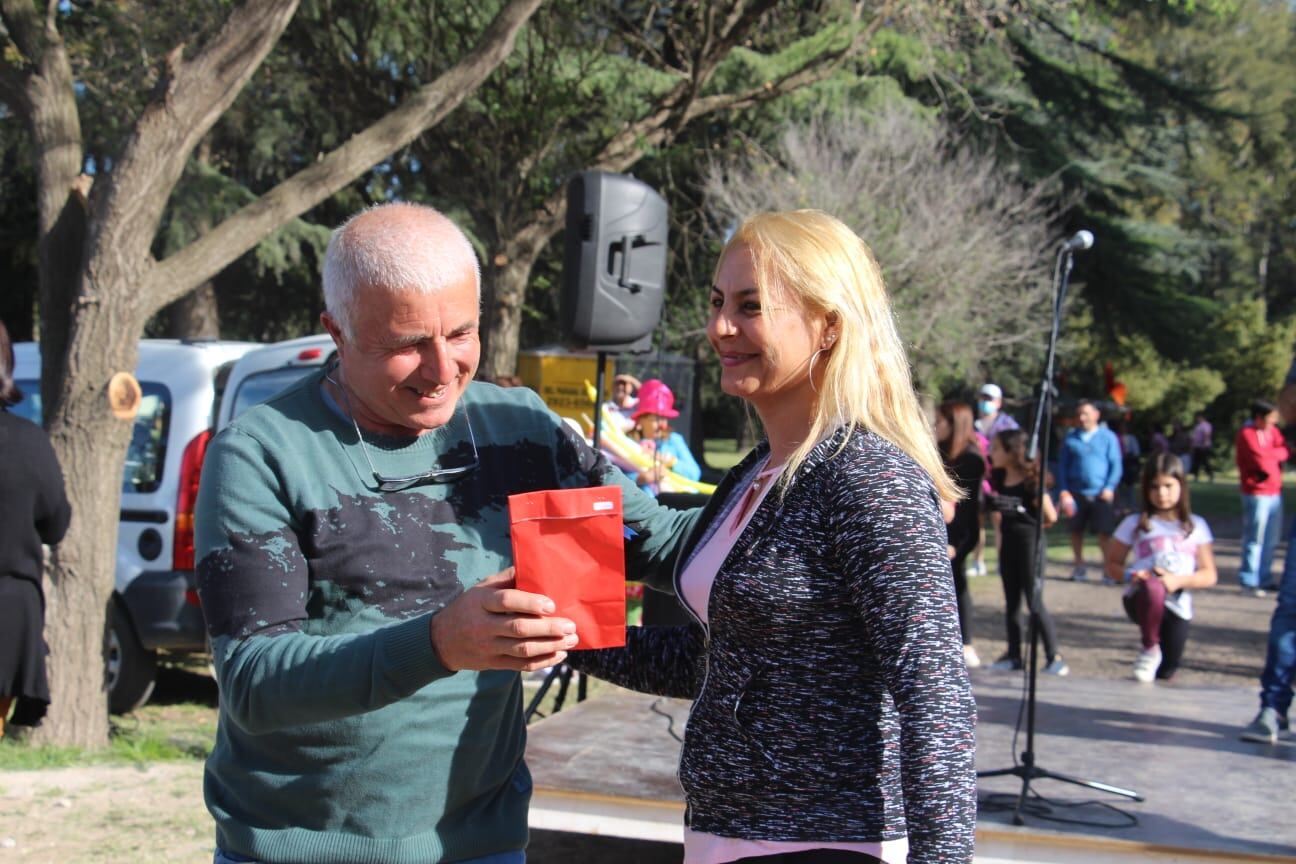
[174,429,213,571]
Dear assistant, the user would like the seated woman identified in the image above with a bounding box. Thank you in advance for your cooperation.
[628,378,700,495]
[568,210,975,864]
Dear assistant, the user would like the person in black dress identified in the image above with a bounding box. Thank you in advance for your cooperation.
[937,400,986,668]
[0,321,71,736]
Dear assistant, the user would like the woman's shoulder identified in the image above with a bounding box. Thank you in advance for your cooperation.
[828,427,938,496]
[1,409,53,446]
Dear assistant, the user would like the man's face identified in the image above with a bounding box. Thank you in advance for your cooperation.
[979,395,1000,417]
[1077,403,1100,431]
[612,379,633,406]
[323,274,480,437]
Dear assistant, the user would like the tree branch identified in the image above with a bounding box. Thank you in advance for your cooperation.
[85,0,302,310]
[0,50,29,115]
[0,0,42,63]
[144,0,545,312]
[500,0,896,276]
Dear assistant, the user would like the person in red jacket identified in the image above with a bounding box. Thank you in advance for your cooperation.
[1236,399,1288,595]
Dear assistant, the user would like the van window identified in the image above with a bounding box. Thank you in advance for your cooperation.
[125,384,171,494]
[230,367,316,421]
[11,378,171,493]
[10,380,41,425]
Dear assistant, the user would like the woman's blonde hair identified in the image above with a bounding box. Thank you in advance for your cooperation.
[716,210,958,501]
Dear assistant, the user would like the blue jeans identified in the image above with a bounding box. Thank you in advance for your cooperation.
[1259,520,1296,717]
[215,850,525,864]
[1239,493,1283,589]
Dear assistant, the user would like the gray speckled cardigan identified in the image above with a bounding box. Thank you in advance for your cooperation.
[570,426,977,863]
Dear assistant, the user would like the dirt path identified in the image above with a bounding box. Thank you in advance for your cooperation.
[0,762,208,862]
[967,529,1275,687]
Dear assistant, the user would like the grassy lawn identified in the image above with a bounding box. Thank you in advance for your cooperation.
[703,437,750,471]
[0,693,217,770]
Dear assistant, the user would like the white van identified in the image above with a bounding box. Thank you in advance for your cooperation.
[12,340,257,713]
[216,333,334,430]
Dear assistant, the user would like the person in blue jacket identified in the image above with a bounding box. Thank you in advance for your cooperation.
[1057,399,1123,581]
[628,379,700,495]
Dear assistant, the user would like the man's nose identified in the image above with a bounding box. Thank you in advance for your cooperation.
[419,339,455,380]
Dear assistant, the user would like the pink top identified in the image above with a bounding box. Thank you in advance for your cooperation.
[677,458,910,864]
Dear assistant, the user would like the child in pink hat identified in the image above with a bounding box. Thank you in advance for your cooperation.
[629,379,700,495]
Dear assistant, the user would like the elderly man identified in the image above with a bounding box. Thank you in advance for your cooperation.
[1057,399,1123,582]
[195,203,695,864]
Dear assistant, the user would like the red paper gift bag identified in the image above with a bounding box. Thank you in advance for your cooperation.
[508,486,626,648]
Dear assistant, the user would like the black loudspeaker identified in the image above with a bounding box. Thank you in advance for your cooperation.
[562,171,669,352]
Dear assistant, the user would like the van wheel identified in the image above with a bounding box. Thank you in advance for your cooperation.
[107,602,157,715]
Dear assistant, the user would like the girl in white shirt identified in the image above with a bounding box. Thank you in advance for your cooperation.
[1105,453,1217,682]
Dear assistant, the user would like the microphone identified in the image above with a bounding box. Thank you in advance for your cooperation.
[1061,230,1094,252]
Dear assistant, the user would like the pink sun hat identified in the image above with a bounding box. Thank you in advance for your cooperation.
[631,379,680,420]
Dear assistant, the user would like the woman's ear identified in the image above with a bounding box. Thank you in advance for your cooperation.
[822,311,840,349]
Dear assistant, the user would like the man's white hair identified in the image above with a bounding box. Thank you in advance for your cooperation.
[322,202,481,338]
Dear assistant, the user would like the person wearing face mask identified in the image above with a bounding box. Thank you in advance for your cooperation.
[975,383,1019,441]
[969,384,1018,579]
[568,210,976,864]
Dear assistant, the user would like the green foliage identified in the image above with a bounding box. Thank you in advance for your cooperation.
[1207,298,1296,424]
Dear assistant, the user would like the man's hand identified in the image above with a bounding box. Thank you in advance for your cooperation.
[1059,492,1077,518]
[429,568,578,672]
[1099,488,1115,503]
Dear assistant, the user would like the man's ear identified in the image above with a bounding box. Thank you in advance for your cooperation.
[320,311,346,353]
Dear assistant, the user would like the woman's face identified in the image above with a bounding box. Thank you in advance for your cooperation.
[708,244,825,412]
[934,413,951,443]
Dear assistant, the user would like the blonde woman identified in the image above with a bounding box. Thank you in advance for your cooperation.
[569,211,976,863]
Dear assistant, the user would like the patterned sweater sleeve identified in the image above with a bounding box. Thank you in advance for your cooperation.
[565,623,705,700]
[829,444,977,863]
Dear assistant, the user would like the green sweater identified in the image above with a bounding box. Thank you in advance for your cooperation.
[195,371,696,864]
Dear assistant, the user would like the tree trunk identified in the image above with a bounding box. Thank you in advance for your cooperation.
[481,221,556,378]
[33,316,139,748]
[160,281,221,340]
[7,0,542,748]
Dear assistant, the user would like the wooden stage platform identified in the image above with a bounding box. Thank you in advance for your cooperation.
[525,672,1296,863]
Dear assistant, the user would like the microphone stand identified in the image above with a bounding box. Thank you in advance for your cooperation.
[976,239,1144,824]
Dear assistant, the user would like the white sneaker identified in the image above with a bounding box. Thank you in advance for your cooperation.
[1069,565,1088,582]
[1132,646,1161,683]
[968,561,987,578]
[963,645,982,668]
[1043,656,1070,676]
